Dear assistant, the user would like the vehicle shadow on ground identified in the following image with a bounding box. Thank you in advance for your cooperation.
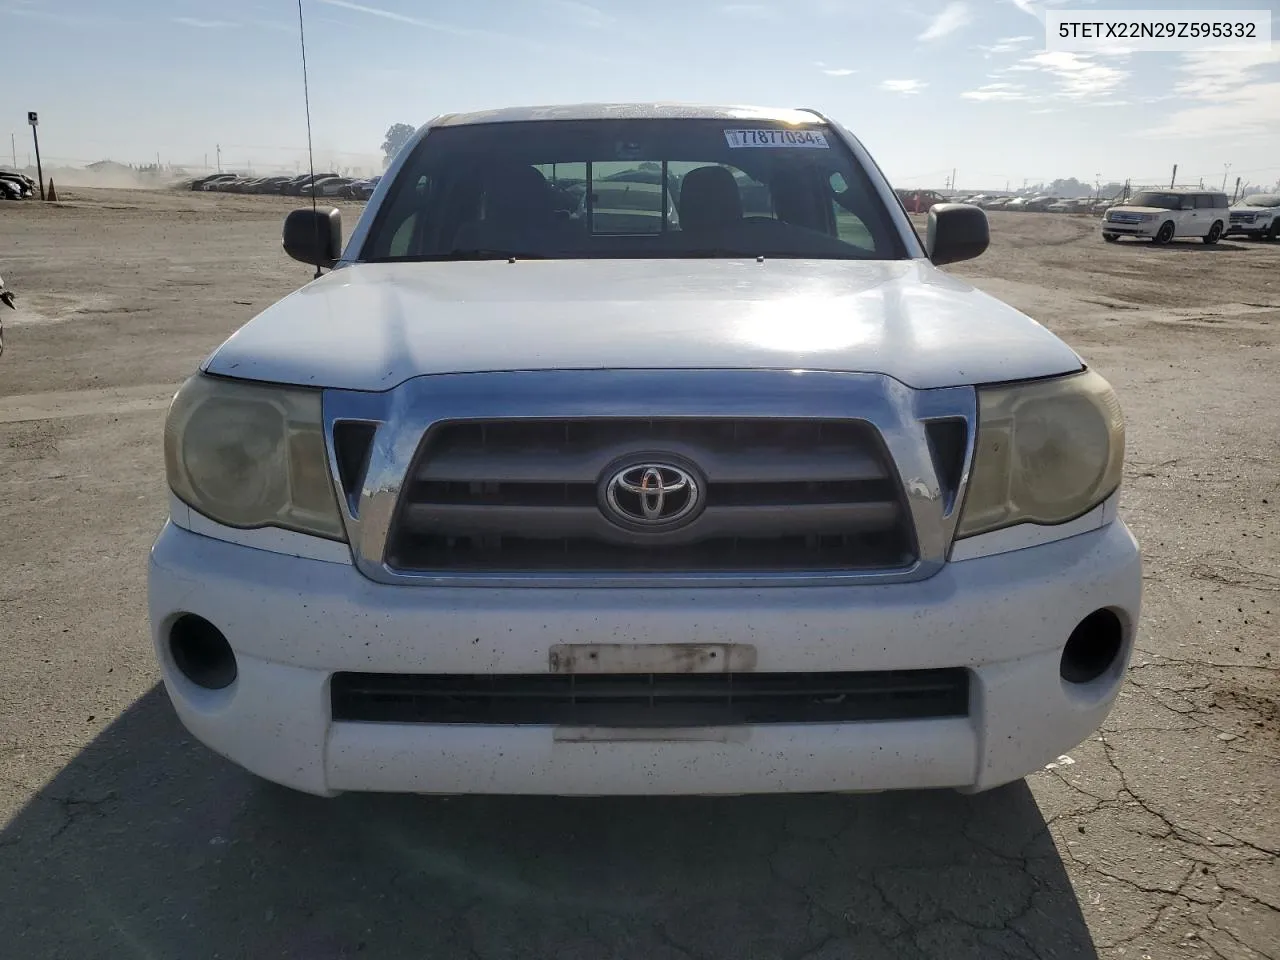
[1126,240,1251,253]
[0,687,1098,960]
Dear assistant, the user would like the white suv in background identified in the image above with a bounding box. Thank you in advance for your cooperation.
[1100,189,1229,245]
[1225,193,1280,242]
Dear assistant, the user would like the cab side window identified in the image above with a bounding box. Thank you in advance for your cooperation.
[1195,194,1216,210]
[369,175,432,258]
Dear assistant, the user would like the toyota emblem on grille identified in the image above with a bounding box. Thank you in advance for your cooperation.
[601,460,703,529]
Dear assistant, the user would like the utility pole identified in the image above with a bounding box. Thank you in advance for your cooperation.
[1232,176,1241,202]
[27,111,44,201]
[951,167,956,194]
[216,143,222,173]
[9,132,15,168]
[1221,162,1231,190]
[1170,164,1177,188]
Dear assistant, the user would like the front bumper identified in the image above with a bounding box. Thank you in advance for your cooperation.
[1100,220,1157,237]
[148,519,1142,797]
[1224,222,1269,237]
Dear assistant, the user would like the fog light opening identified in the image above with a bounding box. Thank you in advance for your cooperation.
[169,614,238,690]
[1060,609,1124,685]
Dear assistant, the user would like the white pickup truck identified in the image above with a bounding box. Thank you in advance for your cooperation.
[148,103,1141,797]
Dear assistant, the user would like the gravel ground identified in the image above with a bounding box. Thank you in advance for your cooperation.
[1,189,1277,960]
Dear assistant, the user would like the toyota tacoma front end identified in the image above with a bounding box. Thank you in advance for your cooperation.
[148,104,1141,796]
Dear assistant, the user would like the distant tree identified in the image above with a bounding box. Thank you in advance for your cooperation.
[381,123,416,168]
[1049,177,1091,198]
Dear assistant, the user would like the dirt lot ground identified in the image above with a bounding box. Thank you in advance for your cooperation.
[1,188,1277,960]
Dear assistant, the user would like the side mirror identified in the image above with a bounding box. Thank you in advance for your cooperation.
[926,203,989,266]
[283,208,343,269]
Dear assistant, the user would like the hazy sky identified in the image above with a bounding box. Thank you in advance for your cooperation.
[3,0,1278,190]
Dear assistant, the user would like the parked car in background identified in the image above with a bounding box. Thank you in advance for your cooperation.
[1225,193,1280,241]
[313,177,356,198]
[285,173,340,196]
[1099,189,1229,244]
[896,189,947,213]
[0,171,36,199]
[342,176,381,200]
[251,176,293,194]
[297,176,342,197]
[194,174,239,191]
[1021,196,1055,212]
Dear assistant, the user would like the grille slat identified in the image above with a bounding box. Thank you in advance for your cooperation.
[331,669,970,726]
[385,418,917,573]
[418,444,890,484]
[401,501,901,542]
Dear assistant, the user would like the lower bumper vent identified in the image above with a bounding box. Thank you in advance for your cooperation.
[330,669,970,727]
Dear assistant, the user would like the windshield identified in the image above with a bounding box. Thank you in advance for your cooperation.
[360,119,908,262]
[1240,194,1280,207]
[1128,192,1182,210]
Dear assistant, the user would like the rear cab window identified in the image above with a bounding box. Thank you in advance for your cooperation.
[360,118,907,262]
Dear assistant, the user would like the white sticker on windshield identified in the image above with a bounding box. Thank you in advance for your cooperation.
[724,129,829,149]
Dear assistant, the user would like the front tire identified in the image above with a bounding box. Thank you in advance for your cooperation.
[1269,220,1280,242]
[1203,221,1222,245]
[1153,221,1175,244]
[1102,233,1118,242]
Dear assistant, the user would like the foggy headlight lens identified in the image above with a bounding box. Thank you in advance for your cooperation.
[163,374,345,541]
[956,369,1124,539]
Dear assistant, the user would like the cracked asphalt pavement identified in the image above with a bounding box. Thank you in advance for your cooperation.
[1,190,1277,959]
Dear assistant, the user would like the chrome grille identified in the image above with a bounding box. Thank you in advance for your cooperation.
[384,418,916,573]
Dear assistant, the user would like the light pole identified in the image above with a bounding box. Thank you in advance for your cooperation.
[27,111,44,201]
[1221,162,1231,191]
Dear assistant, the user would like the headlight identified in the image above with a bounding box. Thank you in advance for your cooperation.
[163,374,346,541]
[955,369,1124,539]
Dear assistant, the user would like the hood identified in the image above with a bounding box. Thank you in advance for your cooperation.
[1108,205,1172,215]
[203,258,1083,391]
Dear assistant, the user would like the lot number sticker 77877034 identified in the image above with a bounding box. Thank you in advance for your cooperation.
[724,129,829,148]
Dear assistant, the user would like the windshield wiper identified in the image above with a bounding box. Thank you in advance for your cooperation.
[429,248,546,261]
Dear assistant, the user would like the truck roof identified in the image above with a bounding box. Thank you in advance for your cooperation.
[431,102,827,128]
